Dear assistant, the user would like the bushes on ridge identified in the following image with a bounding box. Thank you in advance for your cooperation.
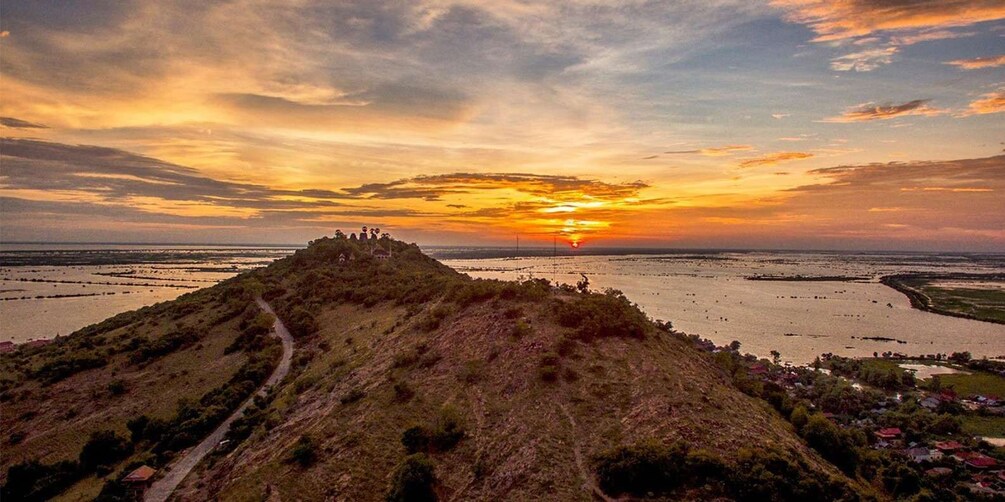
[554,289,648,340]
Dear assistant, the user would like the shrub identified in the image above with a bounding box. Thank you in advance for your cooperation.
[289,435,317,467]
[386,454,437,502]
[556,336,577,357]
[801,414,860,475]
[538,365,559,382]
[107,379,127,396]
[129,326,200,364]
[458,360,483,384]
[393,349,421,368]
[79,430,131,472]
[285,306,318,338]
[394,381,415,402]
[1,460,81,501]
[594,441,688,496]
[33,352,106,384]
[341,388,365,405]
[400,409,465,454]
[511,319,533,339]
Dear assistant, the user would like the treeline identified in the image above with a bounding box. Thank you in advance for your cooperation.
[591,440,860,501]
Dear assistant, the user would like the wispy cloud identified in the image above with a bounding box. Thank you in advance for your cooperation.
[0,117,48,129]
[890,29,974,46]
[664,145,754,156]
[946,54,1005,70]
[823,100,944,123]
[830,47,897,72]
[738,151,813,168]
[771,0,1005,42]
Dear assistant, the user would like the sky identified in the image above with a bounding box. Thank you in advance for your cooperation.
[1,0,1003,250]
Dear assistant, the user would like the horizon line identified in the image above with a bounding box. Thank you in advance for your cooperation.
[2,240,1003,256]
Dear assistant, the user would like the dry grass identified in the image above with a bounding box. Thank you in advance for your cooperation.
[179,294,846,501]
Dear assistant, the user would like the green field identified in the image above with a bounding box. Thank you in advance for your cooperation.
[921,286,1005,323]
[938,371,1005,397]
[960,415,1005,438]
[882,274,1005,324]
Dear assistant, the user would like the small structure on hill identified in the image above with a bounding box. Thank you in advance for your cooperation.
[122,465,156,496]
[373,247,391,260]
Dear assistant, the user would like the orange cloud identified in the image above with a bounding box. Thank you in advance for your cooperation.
[947,54,1005,70]
[771,0,1005,42]
[665,145,754,156]
[738,151,813,168]
[823,100,944,123]
[961,89,1005,116]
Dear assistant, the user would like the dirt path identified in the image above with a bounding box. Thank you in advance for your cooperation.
[557,403,615,502]
[144,297,294,502]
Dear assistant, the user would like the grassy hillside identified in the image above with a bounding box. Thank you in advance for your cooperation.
[0,281,280,501]
[166,237,866,501]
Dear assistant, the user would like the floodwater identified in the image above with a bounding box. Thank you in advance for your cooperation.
[898,363,971,380]
[440,251,1005,364]
[2,246,1003,365]
[0,245,295,343]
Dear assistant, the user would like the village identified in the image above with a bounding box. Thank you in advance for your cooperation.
[696,333,1005,498]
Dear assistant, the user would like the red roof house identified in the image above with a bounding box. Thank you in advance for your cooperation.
[123,465,156,486]
[935,440,964,452]
[965,454,998,470]
[875,427,902,440]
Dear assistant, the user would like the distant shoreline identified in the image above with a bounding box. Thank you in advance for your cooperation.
[881,273,1005,325]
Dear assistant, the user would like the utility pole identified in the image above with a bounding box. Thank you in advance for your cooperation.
[553,235,557,283]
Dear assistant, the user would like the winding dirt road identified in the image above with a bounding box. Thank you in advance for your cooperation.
[145,298,293,502]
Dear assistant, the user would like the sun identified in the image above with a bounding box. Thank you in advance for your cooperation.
[570,241,580,249]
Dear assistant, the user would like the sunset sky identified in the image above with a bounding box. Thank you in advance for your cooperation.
[1,1,1003,250]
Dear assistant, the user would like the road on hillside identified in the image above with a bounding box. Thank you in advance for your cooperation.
[145,298,294,502]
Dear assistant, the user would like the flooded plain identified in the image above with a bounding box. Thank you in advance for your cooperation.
[0,245,295,343]
[2,246,1003,364]
[441,251,1005,364]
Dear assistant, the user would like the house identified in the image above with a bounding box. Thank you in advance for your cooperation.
[23,339,51,348]
[901,447,942,463]
[965,453,998,470]
[919,396,941,410]
[0,341,14,353]
[372,248,391,260]
[935,440,964,452]
[338,253,347,264]
[749,363,768,376]
[875,427,902,440]
[953,451,999,469]
[925,467,953,477]
[122,465,156,495]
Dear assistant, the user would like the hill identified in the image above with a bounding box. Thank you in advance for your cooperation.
[2,236,869,501]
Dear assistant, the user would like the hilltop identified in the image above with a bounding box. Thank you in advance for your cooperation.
[2,236,869,501]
